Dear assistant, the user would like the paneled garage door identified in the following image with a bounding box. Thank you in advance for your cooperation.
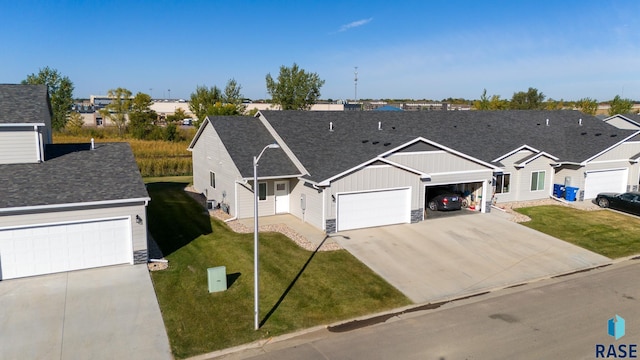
[584,168,628,199]
[337,188,411,231]
[0,218,132,280]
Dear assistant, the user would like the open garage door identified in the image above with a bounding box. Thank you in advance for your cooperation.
[337,188,411,231]
[0,218,132,280]
[584,169,627,199]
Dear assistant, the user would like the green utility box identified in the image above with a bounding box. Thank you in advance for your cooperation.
[207,266,227,293]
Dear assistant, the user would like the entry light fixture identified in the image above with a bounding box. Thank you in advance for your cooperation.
[136,215,143,225]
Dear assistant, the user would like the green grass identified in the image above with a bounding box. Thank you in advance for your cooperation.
[516,205,640,258]
[147,179,411,359]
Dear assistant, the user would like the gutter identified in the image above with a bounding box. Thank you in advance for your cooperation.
[0,197,151,214]
[224,180,246,223]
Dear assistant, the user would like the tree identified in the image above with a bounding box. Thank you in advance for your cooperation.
[608,95,633,116]
[99,88,132,137]
[510,87,545,110]
[65,111,84,135]
[223,78,246,114]
[473,89,490,110]
[265,63,325,110]
[22,66,75,131]
[576,97,598,115]
[189,85,222,125]
[166,108,188,123]
[489,95,510,110]
[128,92,157,139]
[545,98,564,110]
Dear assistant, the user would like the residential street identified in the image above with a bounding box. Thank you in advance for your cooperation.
[209,260,640,360]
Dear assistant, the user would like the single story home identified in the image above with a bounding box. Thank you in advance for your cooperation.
[0,84,150,280]
[189,110,640,233]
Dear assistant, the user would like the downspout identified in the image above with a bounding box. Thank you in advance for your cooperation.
[224,180,245,222]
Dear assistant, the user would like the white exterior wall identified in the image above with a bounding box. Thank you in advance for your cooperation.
[493,150,534,203]
[289,179,324,230]
[236,180,278,218]
[191,123,243,216]
[0,203,148,255]
[510,156,555,202]
[387,151,488,174]
[0,128,38,164]
[326,165,421,220]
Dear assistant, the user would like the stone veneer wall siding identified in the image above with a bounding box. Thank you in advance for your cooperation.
[325,219,336,234]
[133,249,148,264]
[410,208,423,223]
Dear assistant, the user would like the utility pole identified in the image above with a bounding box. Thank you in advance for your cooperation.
[354,66,358,103]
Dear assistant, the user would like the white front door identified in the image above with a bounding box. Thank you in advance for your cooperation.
[275,181,290,213]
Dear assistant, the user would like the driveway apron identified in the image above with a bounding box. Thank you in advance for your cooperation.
[335,213,611,303]
[0,264,172,360]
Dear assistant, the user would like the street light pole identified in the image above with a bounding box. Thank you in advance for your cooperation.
[254,143,280,330]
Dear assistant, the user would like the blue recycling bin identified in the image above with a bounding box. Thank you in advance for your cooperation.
[553,184,565,198]
[564,186,578,201]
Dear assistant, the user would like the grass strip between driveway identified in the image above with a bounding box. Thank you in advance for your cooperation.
[146,179,411,359]
[515,205,640,259]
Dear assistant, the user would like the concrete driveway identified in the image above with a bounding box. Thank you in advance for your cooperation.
[0,264,172,360]
[335,213,611,303]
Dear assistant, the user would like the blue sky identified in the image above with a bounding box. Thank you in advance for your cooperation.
[1,0,639,102]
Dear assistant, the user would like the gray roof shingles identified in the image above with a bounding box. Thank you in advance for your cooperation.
[259,110,637,182]
[0,84,52,125]
[208,116,301,178]
[0,142,149,209]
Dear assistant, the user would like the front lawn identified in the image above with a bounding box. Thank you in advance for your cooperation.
[516,205,640,258]
[147,179,411,359]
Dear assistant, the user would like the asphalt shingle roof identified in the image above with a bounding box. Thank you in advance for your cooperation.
[0,142,149,209]
[259,110,637,182]
[207,116,301,178]
[0,84,51,125]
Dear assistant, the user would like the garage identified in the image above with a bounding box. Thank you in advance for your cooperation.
[337,188,411,231]
[584,168,628,199]
[424,182,484,218]
[0,218,132,280]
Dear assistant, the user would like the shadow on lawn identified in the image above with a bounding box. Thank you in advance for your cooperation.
[260,234,349,327]
[146,182,213,257]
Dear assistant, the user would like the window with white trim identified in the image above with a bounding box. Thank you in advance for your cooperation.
[496,173,511,193]
[258,182,267,201]
[210,171,216,188]
[530,171,546,191]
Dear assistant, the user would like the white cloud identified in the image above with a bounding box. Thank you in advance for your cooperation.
[339,18,373,32]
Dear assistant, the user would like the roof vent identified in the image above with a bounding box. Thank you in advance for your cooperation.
[383,142,391,146]
[581,132,587,136]
[391,126,396,130]
[546,118,549,126]
[595,133,602,137]
[330,122,334,131]
[91,138,95,150]
[611,134,618,137]
[362,140,369,143]
[372,141,379,145]
[378,121,382,130]
[579,118,582,126]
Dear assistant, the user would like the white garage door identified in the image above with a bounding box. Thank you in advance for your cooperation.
[584,168,628,199]
[0,218,132,280]
[337,188,411,231]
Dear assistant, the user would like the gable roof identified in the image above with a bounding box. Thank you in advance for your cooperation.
[0,142,149,211]
[258,110,637,182]
[189,116,301,179]
[602,113,640,130]
[0,84,52,126]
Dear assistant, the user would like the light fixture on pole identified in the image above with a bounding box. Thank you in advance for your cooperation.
[253,143,280,330]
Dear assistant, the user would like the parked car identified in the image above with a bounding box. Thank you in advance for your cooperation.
[595,191,640,215]
[427,189,462,211]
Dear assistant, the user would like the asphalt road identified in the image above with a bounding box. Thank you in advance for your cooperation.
[210,259,640,360]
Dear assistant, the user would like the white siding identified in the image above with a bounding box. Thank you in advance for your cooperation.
[590,142,640,162]
[289,179,323,230]
[388,151,488,173]
[191,123,243,216]
[237,180,278,218]
[510,156,555,202]
[0,128,38,164]
[0,204,147,254]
